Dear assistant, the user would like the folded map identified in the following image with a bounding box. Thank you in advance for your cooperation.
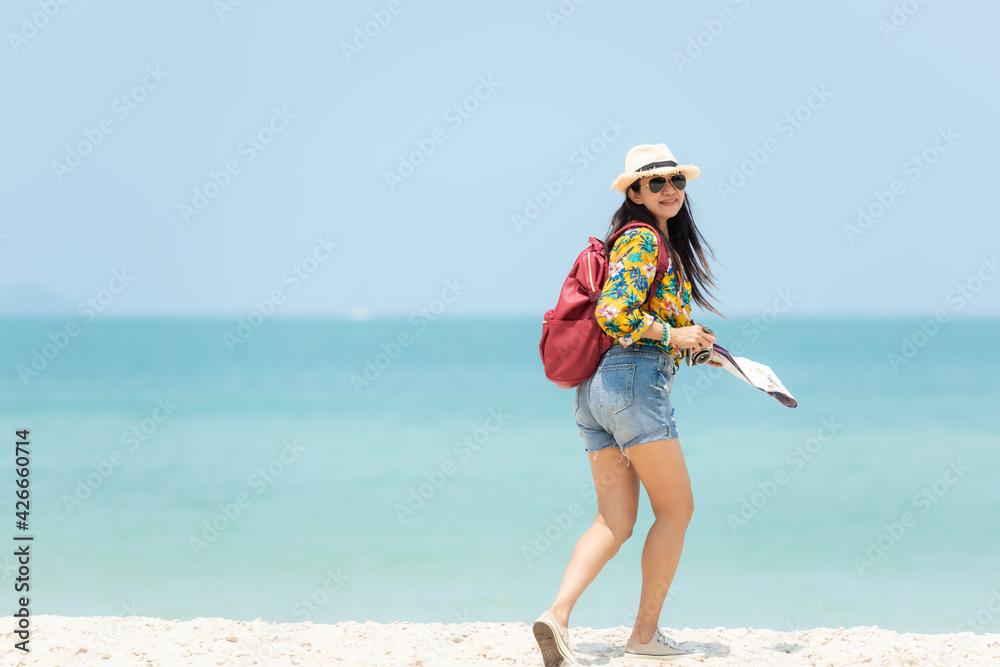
[708,344,798,408]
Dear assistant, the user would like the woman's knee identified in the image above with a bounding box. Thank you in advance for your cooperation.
[678,491,695,527]
[598,512,637,545]
[652,492,694,528]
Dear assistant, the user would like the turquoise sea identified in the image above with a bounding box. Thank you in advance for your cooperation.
[1,317,998,635]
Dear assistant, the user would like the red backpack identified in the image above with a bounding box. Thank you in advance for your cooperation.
[539,222,672,389]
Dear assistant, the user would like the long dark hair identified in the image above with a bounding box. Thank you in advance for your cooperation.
[604,186,727,319]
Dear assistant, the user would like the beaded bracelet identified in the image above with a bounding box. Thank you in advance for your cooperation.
[662,323,671,344]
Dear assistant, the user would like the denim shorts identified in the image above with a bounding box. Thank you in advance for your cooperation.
[574,343,680,465]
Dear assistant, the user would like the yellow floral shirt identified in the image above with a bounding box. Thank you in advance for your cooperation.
[594,226,694,363]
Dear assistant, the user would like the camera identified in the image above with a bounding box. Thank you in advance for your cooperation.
[682,321,714,367]
[683,346,714,367]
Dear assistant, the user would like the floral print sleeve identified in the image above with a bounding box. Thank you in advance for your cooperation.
[594,226,695,361]
[595,228,660,347]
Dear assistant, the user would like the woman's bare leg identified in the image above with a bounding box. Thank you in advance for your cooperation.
[617,438,694,644]
[546,447,640,627]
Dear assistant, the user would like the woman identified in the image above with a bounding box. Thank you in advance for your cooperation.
[532,143,726,665]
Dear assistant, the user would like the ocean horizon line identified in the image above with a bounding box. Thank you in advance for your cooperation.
[1,313,998,322]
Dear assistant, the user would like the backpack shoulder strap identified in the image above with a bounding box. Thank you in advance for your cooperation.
[607,222,669,261]
[606,221,652,252]
[605,222,673,307]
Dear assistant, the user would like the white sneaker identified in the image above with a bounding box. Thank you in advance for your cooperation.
[532,611,578,666]
[624,628,705,661]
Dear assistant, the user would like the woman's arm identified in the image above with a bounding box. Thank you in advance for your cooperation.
[595,227,719,358]
[594,228,660,346]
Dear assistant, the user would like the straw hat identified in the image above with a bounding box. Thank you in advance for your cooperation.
[611,143,701,194]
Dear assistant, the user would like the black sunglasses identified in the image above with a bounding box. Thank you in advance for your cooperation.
[646,174,687,193]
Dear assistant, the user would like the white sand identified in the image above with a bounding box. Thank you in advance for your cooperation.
[1,615,998,666]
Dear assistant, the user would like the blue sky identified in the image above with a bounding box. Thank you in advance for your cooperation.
[1,0,998,319]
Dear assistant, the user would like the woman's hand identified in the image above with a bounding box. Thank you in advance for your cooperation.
[669,325,716,352]
[670,324,722,366]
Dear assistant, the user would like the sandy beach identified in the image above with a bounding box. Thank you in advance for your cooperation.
[2,615,997,666]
